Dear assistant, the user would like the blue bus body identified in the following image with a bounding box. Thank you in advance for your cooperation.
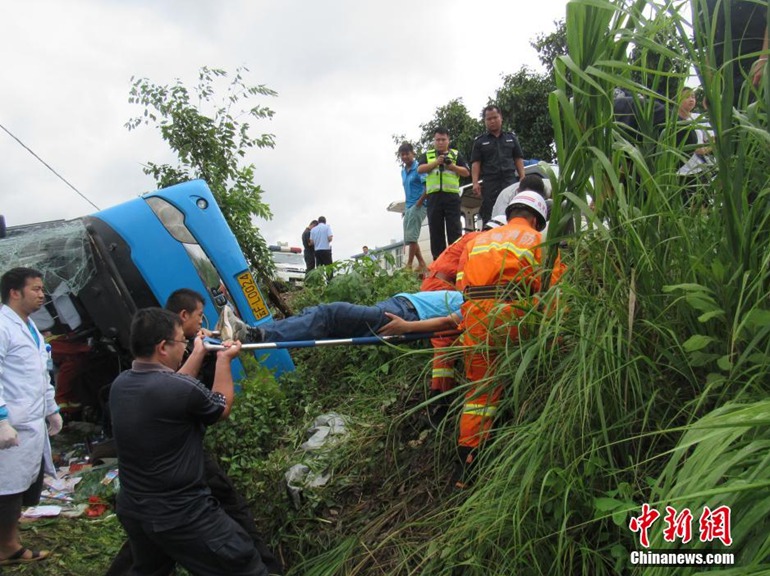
[92,179,294,377]
[0,180,293,423]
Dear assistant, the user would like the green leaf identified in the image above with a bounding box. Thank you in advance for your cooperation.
[697,310,725,323]
[689,352,721,367]
[611,509,628,526]
[684,293,722,314]
[717,355,733,371]
[743,309,770,331]
[594,497,624,512]
[683,334,716,352]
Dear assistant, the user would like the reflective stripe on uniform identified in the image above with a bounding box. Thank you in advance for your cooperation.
[462,403,498,417]
[432,368,454,378]
[425,149,461,194]
[468,241,536,267]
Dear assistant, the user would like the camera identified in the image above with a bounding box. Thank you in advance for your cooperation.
[441,153,453,165]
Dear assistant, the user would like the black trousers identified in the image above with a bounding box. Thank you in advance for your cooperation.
[314,249,332,267]
[105,453,283,575]
[303,250,315,272]
[427,192,462,259]
[118,501,264,576]
[479,179,515,224]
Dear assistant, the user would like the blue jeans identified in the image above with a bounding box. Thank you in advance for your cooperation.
[261,297,419,342]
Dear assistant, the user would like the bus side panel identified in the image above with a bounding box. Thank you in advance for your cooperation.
[94,180,294,377]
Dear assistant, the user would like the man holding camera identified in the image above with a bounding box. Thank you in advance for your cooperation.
[418,128,470,260]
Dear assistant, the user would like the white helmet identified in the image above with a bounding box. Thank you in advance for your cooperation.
[506,191,548,231]
[483,216,506,230]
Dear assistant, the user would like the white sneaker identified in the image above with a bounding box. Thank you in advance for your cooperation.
[214,306,250,342]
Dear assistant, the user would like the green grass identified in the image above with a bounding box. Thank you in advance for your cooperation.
[9,1,770,573]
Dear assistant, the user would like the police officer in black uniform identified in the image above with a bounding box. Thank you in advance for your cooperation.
[693,0,768,109]
[471,105,526,223]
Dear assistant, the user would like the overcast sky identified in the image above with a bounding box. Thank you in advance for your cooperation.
[1,0,569,260]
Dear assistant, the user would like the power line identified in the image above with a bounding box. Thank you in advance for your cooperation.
[0,122,100,211]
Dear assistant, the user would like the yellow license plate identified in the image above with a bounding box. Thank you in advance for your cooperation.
[236,270,270,321]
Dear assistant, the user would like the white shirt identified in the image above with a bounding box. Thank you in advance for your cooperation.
[678,112,715,176]
[0,305,58,494]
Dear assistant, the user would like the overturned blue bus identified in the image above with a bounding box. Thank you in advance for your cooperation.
[0,180,293,421]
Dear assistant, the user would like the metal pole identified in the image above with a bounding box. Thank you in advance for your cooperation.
[203,330,462,351]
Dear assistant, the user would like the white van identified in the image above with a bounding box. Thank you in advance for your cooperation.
[270,244,306,286]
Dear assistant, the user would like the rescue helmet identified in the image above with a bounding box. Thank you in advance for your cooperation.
[482,216,506,230]
[505,191,548,231]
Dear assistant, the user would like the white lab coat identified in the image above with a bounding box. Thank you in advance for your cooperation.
[0,305,58,495]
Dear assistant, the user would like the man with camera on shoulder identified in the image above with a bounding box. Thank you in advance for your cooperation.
[417,128,470,260]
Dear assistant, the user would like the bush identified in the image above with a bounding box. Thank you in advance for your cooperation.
[297,257,420,309]
[206,356,291,503]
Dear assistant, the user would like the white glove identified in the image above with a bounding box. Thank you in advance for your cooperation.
[47,412,63,436]
[0,419,19,449]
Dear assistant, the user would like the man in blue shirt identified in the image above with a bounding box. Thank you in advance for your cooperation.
[309,216,333,268]
[398,142,428,272]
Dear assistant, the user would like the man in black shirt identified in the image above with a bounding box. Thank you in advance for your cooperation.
[301,220,317,273]
[694,0,768,108]
[107,291,283,575]
[471,105,526,223]
[110,308,270,576]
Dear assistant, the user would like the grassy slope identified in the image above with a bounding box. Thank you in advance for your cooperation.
[9,1,770,573]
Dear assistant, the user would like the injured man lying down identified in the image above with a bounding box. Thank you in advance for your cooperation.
[216,290,463,343]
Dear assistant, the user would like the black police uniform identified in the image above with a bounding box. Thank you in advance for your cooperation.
[694,0,767,108]
[471,131,525,222]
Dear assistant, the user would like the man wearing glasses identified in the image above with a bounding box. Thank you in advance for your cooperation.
[109,308,273,576]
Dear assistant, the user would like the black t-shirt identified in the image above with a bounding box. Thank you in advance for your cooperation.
[301,228,313,252]
[184,341,216,390]
[696,0,767,97]
[471,131,525,185]
[110,361,225,529]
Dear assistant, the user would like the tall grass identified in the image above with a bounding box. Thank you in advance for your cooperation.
[280,0,770,573]
[409,0,770,573]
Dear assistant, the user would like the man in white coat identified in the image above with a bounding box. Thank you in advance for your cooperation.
[0,267,62,566]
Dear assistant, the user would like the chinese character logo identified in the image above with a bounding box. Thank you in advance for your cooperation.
[662,506,693,544]
[629,504,732,548]
[699,505,732,546]
[629,503,660,548]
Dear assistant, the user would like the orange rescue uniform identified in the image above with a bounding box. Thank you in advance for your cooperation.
[420,232,481,392]
[456,217,565,449]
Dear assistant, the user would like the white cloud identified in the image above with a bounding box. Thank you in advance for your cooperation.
[0,0,568,259]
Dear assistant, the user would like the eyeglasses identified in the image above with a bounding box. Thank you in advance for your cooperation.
[165,339,189,346]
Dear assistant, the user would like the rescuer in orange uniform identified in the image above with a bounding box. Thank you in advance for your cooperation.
[420,218,505,402]
[454,191,565,487]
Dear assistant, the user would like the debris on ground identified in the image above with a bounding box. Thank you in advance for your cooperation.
[285,412,349,508]
[21,422,119,522]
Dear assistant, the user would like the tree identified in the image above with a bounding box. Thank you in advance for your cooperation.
[126,66,292,315]
[492,68,557,162]
[531,19,567,76]
[406,21,568,168]
[418,98,482,162]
